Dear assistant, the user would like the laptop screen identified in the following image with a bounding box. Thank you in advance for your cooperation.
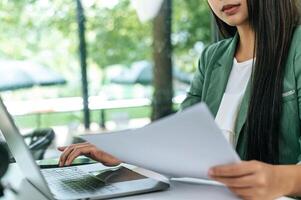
[0,98,53,199]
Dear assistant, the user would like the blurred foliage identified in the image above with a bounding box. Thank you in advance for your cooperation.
[0,0,211,97]
[173,0,211,53]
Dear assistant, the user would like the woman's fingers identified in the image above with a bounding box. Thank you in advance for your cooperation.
[58,142,121,167]
[209,161,279,200]
[64,146,94,166]
[211,174,255,188]
[59,146,75,166]
[209,161,260,177]
[59,143,90,166]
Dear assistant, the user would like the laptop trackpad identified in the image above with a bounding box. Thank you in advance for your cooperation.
[91,166,147,184]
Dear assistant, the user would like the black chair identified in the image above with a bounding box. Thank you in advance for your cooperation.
[2,128,55,162]
[24,128,55,160]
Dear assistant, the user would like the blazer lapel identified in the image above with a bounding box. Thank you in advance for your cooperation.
[205,34,250,148]
[234,81,251,147]
[205,35,238,116]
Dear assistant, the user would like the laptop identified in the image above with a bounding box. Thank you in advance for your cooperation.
[0,98,169,200]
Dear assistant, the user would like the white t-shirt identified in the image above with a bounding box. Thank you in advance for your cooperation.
[215,58,253,146]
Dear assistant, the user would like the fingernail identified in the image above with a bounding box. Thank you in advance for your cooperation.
[208,169,214,176]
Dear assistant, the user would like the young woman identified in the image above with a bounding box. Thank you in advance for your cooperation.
[59,0,301,199]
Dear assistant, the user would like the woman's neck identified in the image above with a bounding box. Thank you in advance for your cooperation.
[235,23,255,62]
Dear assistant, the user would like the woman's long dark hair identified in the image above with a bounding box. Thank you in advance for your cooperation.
[213,0,300,164]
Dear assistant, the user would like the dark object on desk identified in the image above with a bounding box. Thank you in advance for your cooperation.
[24,128,55,160]
[4,128,55,163]
[0,142,9,197]
[38,157,97,169]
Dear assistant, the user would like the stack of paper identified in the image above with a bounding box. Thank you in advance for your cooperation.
[81,103,240,179]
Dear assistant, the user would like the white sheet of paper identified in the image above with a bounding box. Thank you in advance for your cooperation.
[81,103,241,179]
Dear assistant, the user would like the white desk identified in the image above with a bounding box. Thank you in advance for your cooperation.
[1,163,294,200]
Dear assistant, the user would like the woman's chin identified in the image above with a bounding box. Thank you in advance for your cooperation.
[222,15,248,27]
[225,20,248,27]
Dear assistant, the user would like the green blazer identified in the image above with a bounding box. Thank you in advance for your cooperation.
[180,26,301,164]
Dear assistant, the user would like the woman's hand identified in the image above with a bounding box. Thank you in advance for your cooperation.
[58,142,121,167]
[208,161,294,200]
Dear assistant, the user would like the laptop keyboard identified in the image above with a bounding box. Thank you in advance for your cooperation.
[41,167,120,196]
